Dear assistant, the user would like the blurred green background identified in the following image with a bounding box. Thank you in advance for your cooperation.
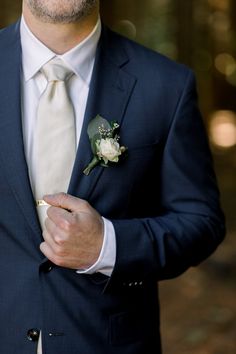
[0,0,235,353]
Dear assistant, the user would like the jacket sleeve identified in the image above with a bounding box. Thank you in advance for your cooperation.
[107,71,225,288]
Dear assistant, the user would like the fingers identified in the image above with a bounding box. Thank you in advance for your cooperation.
[46,205,72,230]
[40,219,68,266]
[39,193,104,269]
[44,193,95,232]
[44,217,65,245]
[44,193,90,213]
[40,241,65,267]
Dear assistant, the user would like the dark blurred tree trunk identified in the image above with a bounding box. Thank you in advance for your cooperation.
[0,0,7,27]
[174,0,194,66]
[230,0,236,55]
[101,0,136,26]
[0,0,21,27]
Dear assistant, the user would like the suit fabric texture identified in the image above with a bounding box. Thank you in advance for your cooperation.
[0,20,225,354]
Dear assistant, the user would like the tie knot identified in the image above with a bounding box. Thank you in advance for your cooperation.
[41,58,74,82]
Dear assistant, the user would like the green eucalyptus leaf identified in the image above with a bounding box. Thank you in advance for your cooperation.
[87,115,111,139]
[91,133,101,154]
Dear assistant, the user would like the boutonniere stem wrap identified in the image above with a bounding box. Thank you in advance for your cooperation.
[83,115,127,176]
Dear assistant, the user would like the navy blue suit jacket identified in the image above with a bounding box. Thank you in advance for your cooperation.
[0,20,225,354]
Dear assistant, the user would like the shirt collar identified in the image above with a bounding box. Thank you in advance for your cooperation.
[20,15,101,84]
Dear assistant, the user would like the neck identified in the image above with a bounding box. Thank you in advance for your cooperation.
[22,3,99,54]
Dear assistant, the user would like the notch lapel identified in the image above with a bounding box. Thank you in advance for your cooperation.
[0,22,42,240]
[68,27,137,200]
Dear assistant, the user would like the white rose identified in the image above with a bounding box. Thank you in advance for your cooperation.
[96,138,122,163]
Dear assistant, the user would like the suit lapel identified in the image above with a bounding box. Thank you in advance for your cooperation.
[0,21,42,240]
[0,22,136,226]
[68,27,137,200]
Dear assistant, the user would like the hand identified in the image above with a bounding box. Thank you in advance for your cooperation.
[40,193,104,270]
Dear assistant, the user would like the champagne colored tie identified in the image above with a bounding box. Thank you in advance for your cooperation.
[35,58,76,228]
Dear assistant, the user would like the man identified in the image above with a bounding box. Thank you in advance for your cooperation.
[0,1,225,353]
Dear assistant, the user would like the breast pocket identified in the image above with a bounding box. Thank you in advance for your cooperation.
[90,141,162,217]
[125,142,162,186]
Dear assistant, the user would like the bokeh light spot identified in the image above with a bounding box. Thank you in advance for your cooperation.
[209,110,236,148]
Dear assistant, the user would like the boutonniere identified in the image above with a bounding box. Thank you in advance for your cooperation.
[83,115,127,176]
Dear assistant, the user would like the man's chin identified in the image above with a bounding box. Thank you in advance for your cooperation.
[25,0,98,24]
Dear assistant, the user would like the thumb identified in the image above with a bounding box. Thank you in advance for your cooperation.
[43,193,83,212]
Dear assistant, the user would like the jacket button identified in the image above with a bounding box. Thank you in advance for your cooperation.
[45,264,53,273]
[27,328,40,342]
[41,260,54,273]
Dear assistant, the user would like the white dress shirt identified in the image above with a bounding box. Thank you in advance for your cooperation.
[20,16,116,276]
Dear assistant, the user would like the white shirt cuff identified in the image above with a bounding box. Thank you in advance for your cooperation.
[76,217,116,277]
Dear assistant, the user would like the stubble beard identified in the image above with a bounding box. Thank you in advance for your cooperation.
[26,0,98,24]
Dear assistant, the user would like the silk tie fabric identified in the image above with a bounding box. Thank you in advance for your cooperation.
[34,57,76,229]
